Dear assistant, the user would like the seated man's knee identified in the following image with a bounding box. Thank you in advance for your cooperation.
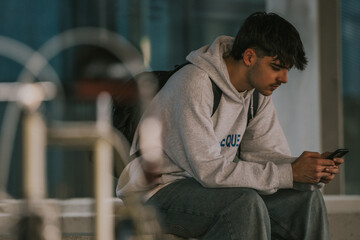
[220,188,270,231]
[230,188,268,214]
[292,189,327,216]
[301,189,325,203]
[308,189,326,207]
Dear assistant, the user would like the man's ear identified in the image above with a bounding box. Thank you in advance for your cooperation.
[243,48,256,67]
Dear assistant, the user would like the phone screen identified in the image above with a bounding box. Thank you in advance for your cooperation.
[326,149,349,160]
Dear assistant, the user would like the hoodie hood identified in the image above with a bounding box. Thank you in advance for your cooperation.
[186,36,253,102]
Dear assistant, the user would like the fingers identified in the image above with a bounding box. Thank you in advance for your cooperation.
[293,151,343,184]
[305,172,332,184]
[324,166,339,174]
[320,165,340,184]
[306,169,333,183]
[321,151,345,166]
[320,174,335,183]
[308,162,338,183]
[333,157,344,165]
[317,159,336,166]
[314,165,337,173]
[317,171,333,179]
[301,151,336,166]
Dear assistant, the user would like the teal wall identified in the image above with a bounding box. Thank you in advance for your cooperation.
[0,0,264,198]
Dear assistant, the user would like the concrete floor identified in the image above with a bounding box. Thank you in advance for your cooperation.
[1,195,360,240]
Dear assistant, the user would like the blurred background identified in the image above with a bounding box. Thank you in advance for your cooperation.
[0,0,359,200]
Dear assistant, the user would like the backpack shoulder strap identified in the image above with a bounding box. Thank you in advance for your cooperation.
[210,78,222,117]
[154,62,191,89]
[252,89,259,117]
[247,89,259,125]
[175,62,222,117]
[236,89,260,160]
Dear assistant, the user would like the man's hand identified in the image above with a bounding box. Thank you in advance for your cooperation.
[319,152,345,183]
[291,151,336,184]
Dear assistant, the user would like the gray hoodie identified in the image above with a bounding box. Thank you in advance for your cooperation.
[116,36,321,199]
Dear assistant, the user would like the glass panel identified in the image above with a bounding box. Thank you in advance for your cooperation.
[115,0,265,70]
[0,0,265,198]
[341,0,360,194]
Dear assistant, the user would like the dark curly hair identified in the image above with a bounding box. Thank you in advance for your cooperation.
[230,12,308,70]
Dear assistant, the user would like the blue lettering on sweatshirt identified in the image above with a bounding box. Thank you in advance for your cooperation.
[220,134,241,147]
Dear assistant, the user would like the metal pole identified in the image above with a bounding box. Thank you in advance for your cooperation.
[19,83,61,240]
[23,110,46,200]
[94,138,114,240]
[94,92,114,240]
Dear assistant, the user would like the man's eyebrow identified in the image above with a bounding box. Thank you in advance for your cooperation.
[271,62,290,70]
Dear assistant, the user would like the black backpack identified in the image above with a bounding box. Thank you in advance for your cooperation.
[112,62,223,144]
[112,62,259,167]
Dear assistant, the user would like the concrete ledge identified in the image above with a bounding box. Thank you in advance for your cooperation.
[324,195,360,240]
[325,195,360,213]
[1,196,360,240]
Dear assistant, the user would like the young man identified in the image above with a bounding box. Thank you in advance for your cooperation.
[117,12,344,239]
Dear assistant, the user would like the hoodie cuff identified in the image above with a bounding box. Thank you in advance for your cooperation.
[277,163,293,189]
[293,182,325,191]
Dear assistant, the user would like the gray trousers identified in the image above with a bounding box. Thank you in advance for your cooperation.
[147,178,330,240]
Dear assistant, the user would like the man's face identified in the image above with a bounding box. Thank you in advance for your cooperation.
[246,55,289,96]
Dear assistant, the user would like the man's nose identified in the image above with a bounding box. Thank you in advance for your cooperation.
[277,70,288,84]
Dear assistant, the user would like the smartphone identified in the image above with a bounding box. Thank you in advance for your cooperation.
[326,149,349,160]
